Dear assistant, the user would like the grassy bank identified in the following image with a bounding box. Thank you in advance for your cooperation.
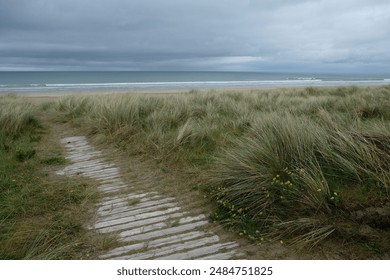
[1,85,389,259]
[55,86,390,255]
[0,95,100,259]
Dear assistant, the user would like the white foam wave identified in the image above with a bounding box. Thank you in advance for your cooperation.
[290,77,319,81]
[2,78,390,94]
[43,79,324,88]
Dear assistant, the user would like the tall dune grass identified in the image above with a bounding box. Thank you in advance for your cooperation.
[56,86,390,248]
[0,95,40,138]
[211,112,389,246]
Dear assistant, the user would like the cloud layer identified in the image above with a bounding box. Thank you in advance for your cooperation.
[1,0,390,72]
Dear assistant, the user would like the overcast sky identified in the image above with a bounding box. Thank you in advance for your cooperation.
[1,0,390,72]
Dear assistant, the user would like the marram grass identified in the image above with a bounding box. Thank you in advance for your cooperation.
[210,112,389,247]
[55,86,390,249]
[0,94,39,138]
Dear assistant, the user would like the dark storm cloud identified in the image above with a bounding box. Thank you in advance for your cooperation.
[1,0,390,71]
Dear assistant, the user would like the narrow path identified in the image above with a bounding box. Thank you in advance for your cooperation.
[56,136,240,260]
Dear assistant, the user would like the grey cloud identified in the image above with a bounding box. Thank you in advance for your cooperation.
[0,0,390,72]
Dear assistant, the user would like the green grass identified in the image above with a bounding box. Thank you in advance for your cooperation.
[2,86,389,258]
[210,112,389,246]
[55,86,390,252]
[0,95,99,259]
[40,156,66,165]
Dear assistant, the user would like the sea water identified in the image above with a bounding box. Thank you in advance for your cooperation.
[0,71,389,94]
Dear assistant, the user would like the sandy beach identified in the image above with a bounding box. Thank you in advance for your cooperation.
[15,83,389,106]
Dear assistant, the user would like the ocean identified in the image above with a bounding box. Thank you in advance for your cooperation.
[0,71,389,94]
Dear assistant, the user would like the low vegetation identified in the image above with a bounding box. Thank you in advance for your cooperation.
[0,95,99,259]
[55,86,390,255]
[1,85,389,258]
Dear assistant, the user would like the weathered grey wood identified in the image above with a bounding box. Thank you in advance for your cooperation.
[57,135,240,260]
[119,220,209,242]
[97,197,175,217]
[114,236,220,260]
[93,206,182,229]
[100,231,208,259]
[156,242,238,260]
[95,202,179,223]
[96,212,186,233]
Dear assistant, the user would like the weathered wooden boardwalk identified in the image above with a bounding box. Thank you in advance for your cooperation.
[56,136,240,260]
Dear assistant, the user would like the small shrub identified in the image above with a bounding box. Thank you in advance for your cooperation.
[40,156,66,165]
[15,149,36,162]
[29,135,42,143]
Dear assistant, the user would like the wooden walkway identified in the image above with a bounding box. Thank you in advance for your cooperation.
[56,136,240,260]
